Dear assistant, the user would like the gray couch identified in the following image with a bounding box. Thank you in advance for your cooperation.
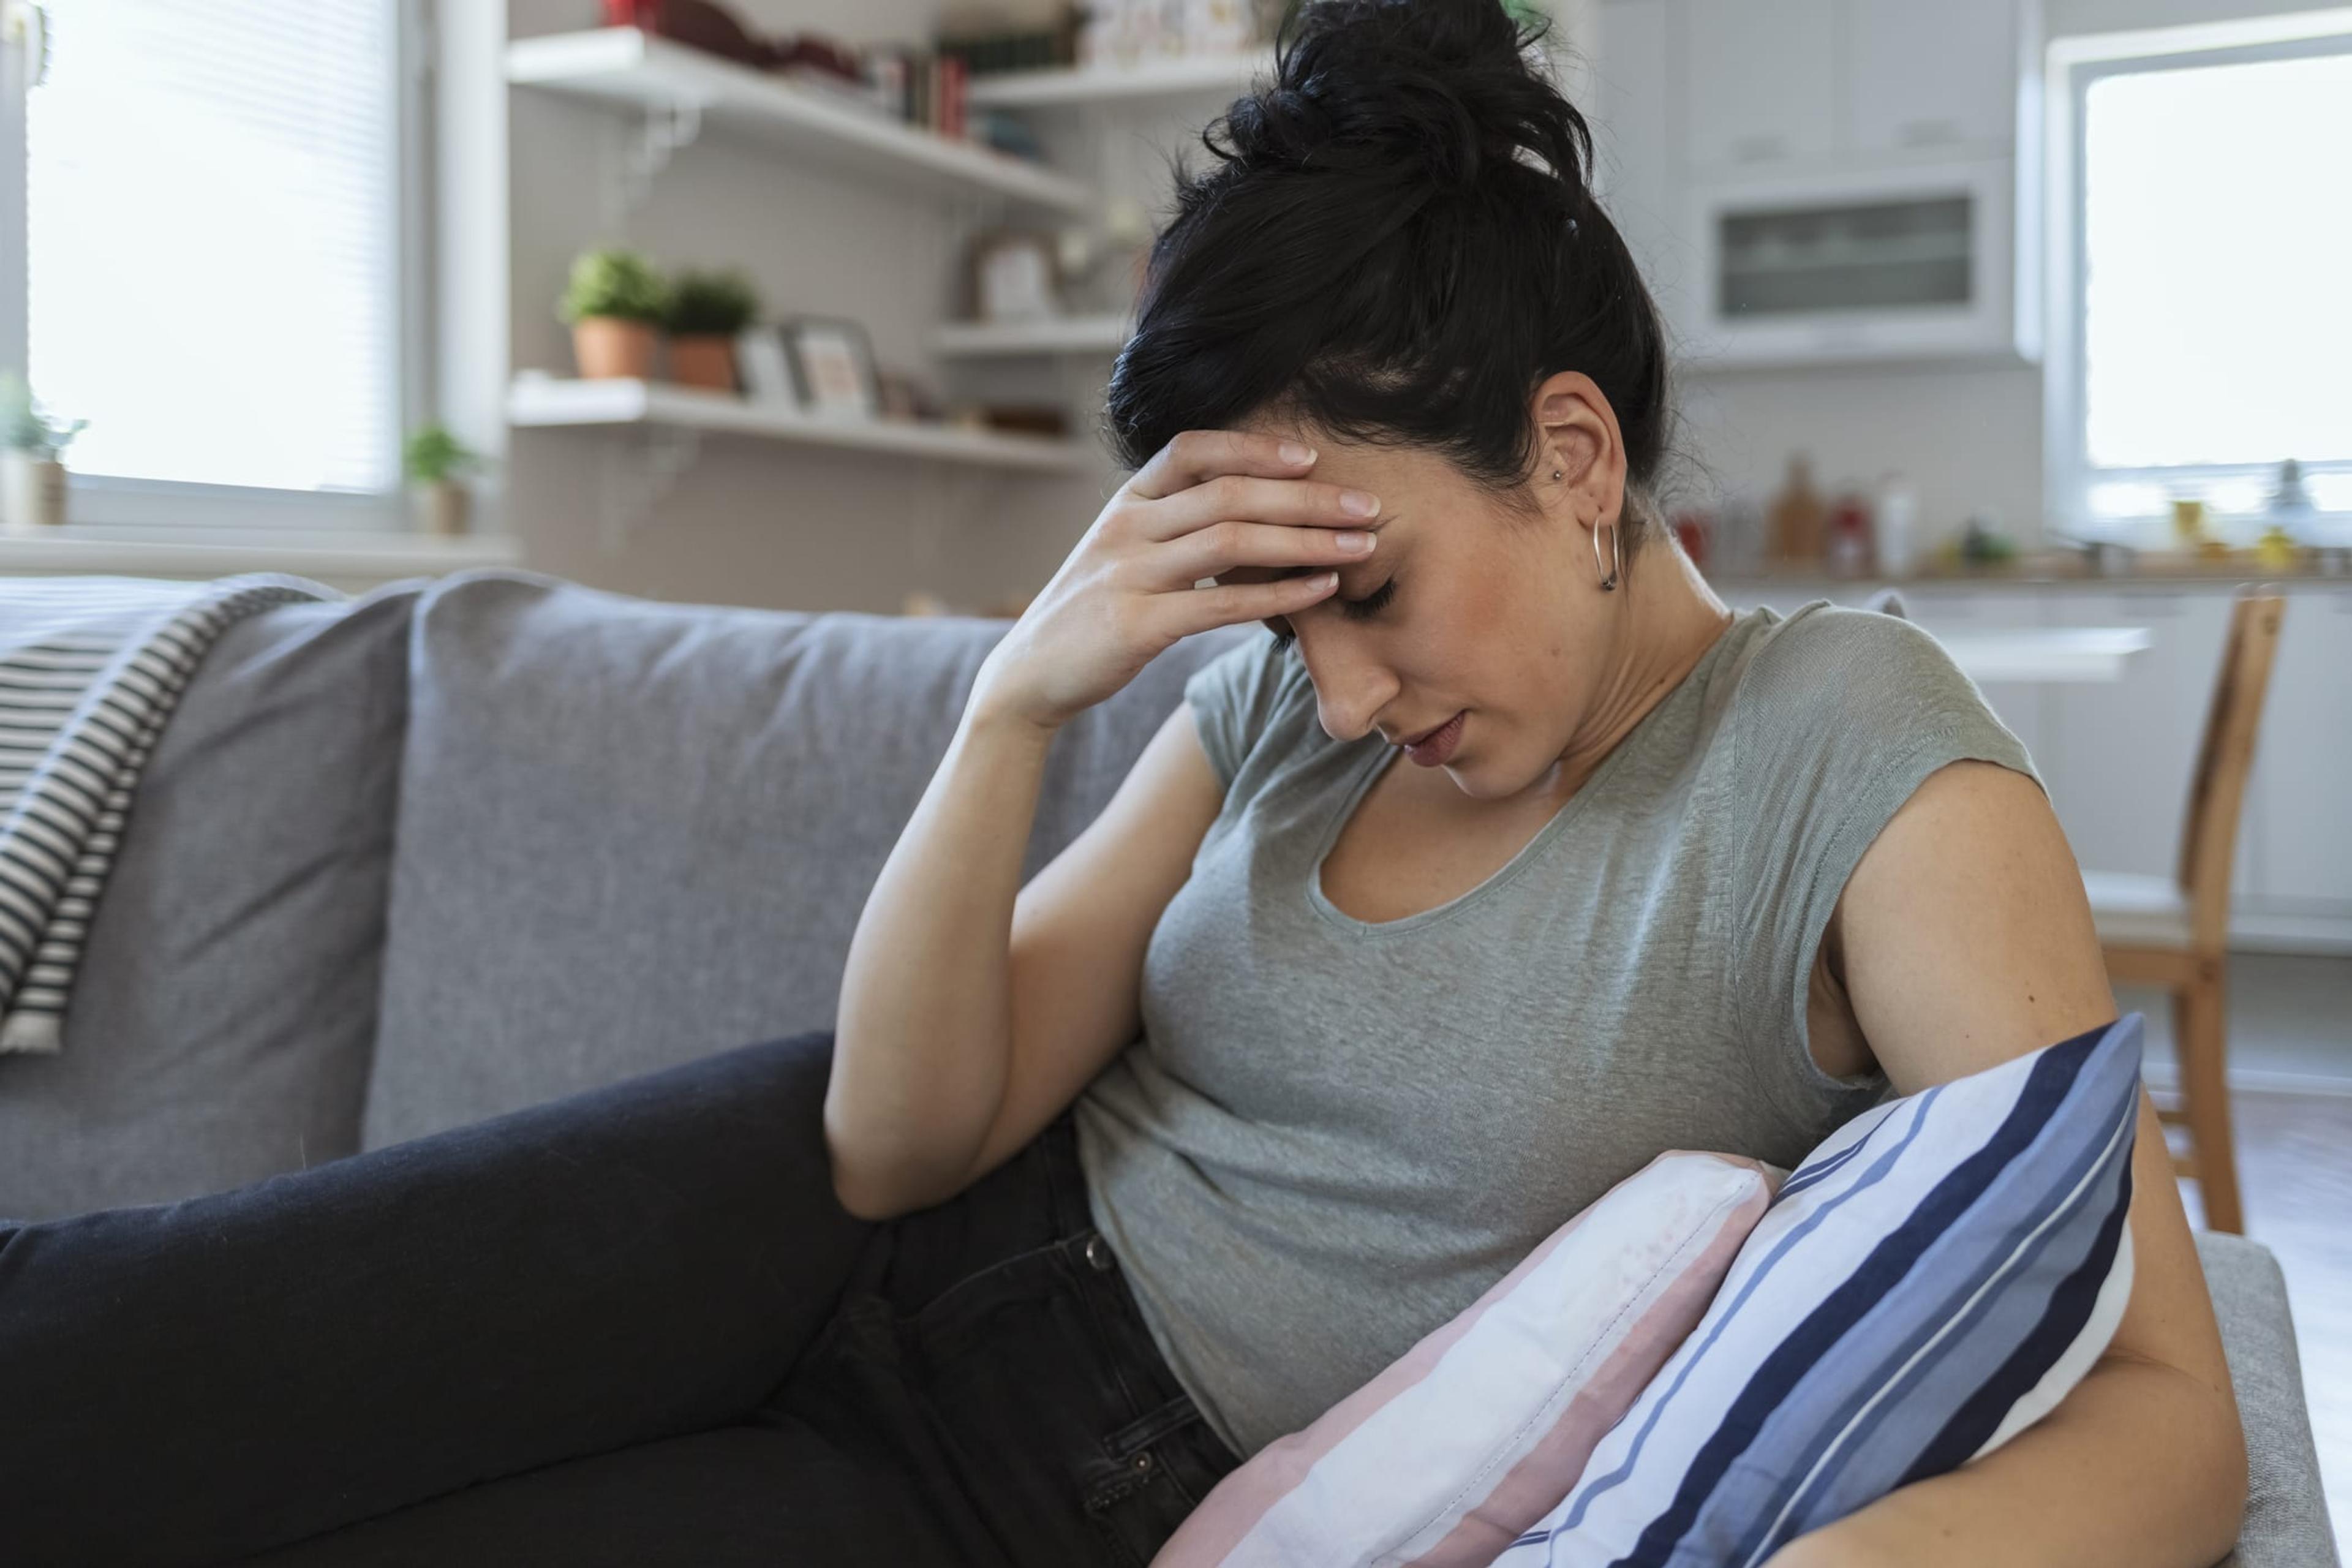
[0,567,2335,1566]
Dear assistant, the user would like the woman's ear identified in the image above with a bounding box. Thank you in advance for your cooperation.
[1529,370,1628,535]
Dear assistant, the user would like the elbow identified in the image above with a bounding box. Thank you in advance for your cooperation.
[824,1134,913,1223]
[830,1170,912,1224]
[823,1114,946,1224]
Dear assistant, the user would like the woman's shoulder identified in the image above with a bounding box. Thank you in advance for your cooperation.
[1707,600,2040,810]
[1731,601,2013,748]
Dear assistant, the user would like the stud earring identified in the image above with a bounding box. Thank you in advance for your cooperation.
[1551,468,1562,481]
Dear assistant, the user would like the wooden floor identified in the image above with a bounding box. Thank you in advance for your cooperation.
[2128,955,2352,1559]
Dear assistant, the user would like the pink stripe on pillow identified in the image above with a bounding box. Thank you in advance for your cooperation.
[1178,1186,1618,1541]
[1152,1152,1776,1568]
[1397,1201,1762,1567]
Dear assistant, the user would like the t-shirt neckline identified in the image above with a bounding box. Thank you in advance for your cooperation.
[1303,610,1755,939]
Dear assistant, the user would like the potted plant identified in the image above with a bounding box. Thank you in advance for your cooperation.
[0,371,89,532]
[557,246,669,380]
[403,421,484,538]
[662,267,762,393]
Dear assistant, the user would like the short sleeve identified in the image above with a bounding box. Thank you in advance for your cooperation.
[1726,605,2042,1124]
[1181,628,1307,791]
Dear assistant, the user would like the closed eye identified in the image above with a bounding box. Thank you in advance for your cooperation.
[1267,576,1396,649]
[1341,578,1398,620]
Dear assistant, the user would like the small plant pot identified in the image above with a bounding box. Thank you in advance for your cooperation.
[571,316,659,380]
[410,478,471,538]
[666,334,738,393]
[0,452,68,532]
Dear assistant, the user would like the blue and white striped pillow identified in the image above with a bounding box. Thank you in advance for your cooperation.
[1501,1012,2144,1568]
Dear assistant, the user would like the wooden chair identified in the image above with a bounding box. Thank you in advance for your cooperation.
[2082,588,2286,1234]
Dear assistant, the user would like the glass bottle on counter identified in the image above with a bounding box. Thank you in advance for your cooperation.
[1766,453,1826,565]
[1874,473,1918,579]
[1826,486,1875,579]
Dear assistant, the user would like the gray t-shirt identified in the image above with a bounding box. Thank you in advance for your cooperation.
[1070,601,2038,1461]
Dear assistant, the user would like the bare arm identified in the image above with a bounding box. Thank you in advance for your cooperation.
[824,701,1226,1221]
[1771,760,2246,1568]
[823,428,1377,1221]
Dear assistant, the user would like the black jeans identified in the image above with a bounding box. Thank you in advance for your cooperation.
[0,1030,1246,1567]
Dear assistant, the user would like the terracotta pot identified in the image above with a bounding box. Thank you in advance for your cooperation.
[410,478,471,538]
[666,334,738,393]
[571,316,659,380]
[0,452,67,531]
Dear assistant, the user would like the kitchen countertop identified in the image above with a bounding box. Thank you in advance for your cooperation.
[1708,553,2352,594]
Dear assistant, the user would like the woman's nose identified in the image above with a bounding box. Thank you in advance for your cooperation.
[1307,660,1395,745]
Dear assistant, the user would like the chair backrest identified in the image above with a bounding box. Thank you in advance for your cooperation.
[2179,588,2286,952]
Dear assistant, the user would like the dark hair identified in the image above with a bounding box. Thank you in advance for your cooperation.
[1102,0,1673,542]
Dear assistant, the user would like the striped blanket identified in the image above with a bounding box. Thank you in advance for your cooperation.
[0,573,339,1054]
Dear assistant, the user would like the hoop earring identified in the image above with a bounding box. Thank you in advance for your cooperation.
[1593,516,1623,592]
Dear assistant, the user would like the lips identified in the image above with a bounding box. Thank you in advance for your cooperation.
[1397,715,1455,747]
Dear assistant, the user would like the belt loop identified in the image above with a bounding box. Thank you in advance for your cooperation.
[1038,1109,1095,1241]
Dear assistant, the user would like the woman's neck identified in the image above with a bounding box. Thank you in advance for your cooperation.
[1546,538,1735,799]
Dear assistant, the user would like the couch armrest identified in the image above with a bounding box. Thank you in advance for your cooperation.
[2199,1231,2340,1568]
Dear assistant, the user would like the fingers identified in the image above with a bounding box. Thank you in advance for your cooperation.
[1134,471,1382,545]
[1156,569,1340,641]
[1144,516,1376,592]
[1126,428,1321,503]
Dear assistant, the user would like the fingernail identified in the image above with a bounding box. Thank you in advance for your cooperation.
[1280,442,1316,465]
[1335,530,1374,552]
[1340,490,1379,517]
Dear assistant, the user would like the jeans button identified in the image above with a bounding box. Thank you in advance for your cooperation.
[1084,1234,1115,1272]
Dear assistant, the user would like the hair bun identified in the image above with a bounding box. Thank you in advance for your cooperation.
[1218,0,1593,198]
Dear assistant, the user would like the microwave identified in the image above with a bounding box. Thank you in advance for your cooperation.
[1675,157,2038,367]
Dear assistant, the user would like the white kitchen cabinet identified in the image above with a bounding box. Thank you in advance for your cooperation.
[1597,0,2038,365]
[1684,0,1839,170]
[1847,0,2022,157]
[2041,591,2233,882]
[2251,589,2352,913]
[1593,0,1694,326]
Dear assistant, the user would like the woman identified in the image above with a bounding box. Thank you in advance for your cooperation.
[4,2,2242,1566]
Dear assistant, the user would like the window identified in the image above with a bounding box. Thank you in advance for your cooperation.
[2046,12,2352,540]
[6,0,429,531]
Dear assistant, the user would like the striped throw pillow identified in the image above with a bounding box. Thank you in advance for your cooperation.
[1152,1152,1776,1568]
[1502,1013,2144,1568]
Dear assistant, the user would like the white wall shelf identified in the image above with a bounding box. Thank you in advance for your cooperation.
[505,28,1094,217]
[965,50,1274,108]
[506,375,1093,473]
[0,529,520,582]
[932,314,1132,357]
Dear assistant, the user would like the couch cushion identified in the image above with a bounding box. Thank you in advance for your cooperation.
[2196,1230,2340,1568]
[361,570,1251,1148]
[0,582,418,1220]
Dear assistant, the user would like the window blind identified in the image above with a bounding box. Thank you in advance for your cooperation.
[28,0,404,494]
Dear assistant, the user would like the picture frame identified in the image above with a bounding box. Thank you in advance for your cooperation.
[782,316,880,420]
[965,229,1062,323]
[733,324,797,406]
